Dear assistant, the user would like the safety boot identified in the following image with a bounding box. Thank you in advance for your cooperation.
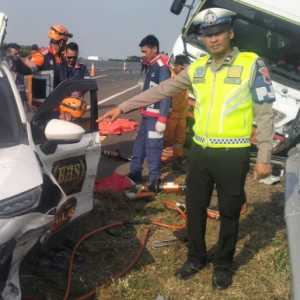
[212,265,233,289]
[175,259,207,280]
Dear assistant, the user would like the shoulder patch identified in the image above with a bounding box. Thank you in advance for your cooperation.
[256,58,266,68]
[257,59,271,84]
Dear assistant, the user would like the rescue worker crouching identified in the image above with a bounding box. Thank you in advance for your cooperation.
[128,35,171,192]
[164,55,190,171]
[99,7,274,290]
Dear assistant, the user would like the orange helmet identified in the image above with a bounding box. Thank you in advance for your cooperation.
[59,97,87,119]
[48,24,73,41]
[30,51,45,66]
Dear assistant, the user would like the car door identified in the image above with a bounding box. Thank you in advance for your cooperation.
[31,80,101,228]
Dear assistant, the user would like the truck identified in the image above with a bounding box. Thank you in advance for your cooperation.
[170,0,300,164]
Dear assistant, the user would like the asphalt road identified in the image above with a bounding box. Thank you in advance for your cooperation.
[92,61,143,180]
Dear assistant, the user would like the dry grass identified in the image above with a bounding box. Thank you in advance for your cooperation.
[94,174,289,300]
[21,171,290,300]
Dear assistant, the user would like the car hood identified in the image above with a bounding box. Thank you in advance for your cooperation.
[0,144,43,200]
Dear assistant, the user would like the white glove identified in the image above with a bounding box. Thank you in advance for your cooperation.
[155,121,166,133]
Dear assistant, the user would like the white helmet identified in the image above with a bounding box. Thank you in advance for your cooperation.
[193,8,236,35]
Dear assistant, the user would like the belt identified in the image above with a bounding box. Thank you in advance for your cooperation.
[194,135,250,145]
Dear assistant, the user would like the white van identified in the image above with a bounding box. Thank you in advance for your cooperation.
[170,0,300,160]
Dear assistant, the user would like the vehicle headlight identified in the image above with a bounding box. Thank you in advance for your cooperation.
[0,187,42,218]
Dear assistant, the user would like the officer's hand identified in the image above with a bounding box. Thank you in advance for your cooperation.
[97,107,123,123]
[254,163,272,180]
[155,121,166,133]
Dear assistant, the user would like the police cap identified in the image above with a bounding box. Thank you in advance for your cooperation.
[193,8,236,36]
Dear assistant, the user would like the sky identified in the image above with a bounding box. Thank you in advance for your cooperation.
[1,0,187,59]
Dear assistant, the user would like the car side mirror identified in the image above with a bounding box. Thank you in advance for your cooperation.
[170,0,187,15]
[44,119,85,143]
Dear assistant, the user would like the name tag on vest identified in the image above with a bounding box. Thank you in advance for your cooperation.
[193,67,206,83]
[224,66,243,84]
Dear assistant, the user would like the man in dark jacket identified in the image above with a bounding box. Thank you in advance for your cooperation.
[5,43,36,103]
[56,42,88,84]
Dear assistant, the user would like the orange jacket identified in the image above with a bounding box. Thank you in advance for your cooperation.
[170,70,188,118]
[30,46,62,69]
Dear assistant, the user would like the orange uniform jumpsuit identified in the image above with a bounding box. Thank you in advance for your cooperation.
[164,87,188,158]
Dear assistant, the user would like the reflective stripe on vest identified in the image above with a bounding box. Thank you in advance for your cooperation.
[187,52,258,148]
[194,135,250,145]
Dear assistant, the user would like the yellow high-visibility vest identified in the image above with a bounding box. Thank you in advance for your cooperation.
[188,51,258,148]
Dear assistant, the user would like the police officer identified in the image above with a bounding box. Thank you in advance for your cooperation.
[128,35,171,191]
[99,7,274,289]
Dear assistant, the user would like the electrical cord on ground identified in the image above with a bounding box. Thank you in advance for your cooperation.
[63,221,152,300]
[62,200,247,299]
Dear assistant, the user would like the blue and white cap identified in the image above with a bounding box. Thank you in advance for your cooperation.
[193,8,236,36]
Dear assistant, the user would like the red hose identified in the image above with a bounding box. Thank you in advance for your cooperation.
[63,202,247,299]
[62,221,151,300]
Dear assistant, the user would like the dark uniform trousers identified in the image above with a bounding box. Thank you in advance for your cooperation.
[186,142,250,266]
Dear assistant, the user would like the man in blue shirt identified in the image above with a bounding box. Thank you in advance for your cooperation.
[129,35,171,191]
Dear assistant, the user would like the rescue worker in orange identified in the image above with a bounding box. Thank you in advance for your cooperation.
[30,24,73,76]
[164,55,190,171]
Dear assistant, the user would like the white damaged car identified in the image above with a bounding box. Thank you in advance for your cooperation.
[0,13,101,300]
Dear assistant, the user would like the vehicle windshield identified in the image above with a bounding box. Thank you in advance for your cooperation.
[185,0,300,89]
[0,67,24,148]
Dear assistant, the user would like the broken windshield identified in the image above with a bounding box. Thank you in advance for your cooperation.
[185,0,300,89]
[0,67,24,148]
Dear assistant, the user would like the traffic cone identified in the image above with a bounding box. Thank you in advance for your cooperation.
[123,61,127,72]
[90,63,96,77]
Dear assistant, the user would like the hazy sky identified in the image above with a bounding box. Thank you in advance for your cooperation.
[1,0,186,59]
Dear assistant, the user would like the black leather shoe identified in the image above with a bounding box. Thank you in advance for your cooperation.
[212,266,233,290]
[127,173,143,184]
[148,180,161,193]
[175,259,207,280]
